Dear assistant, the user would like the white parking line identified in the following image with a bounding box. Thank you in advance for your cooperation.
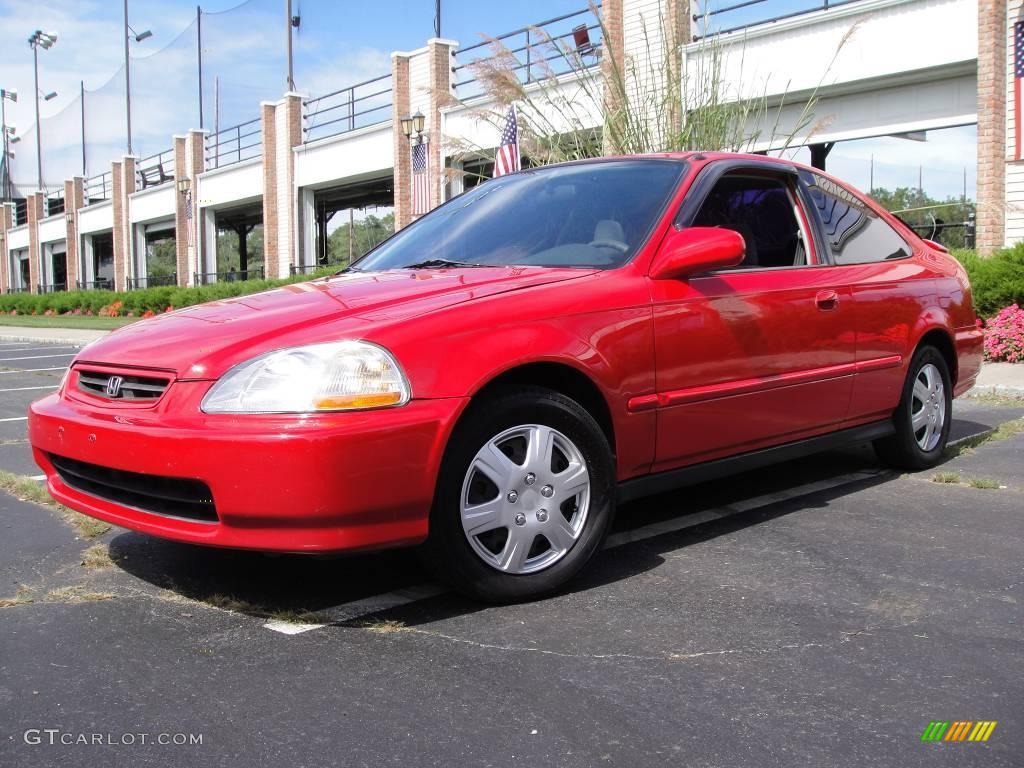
[0,367,68,374]
[28,475,45,482]
[0,416,28,422]
[0,385,57,393]
[263,469,884,636]
[0,353,77,361]
[0,346,77,354]
[263,584,447,635]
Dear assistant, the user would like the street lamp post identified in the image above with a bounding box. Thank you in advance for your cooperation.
[124,0,131,155]
[28,30,57,192]
[122,0,153,156]
[1,88,17,201]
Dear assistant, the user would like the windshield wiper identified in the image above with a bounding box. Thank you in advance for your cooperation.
[402,258,485,269]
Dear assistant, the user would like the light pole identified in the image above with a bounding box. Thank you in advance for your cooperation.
[286,0,300,91]
[122,0,152,156]
[1,88,17,201]
[28,30,57,192]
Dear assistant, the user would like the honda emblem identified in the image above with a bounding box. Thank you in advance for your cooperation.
[105,375,124,398]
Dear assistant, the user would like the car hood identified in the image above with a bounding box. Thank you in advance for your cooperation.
[75,267,595,378]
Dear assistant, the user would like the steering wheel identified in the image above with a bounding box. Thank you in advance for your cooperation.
[590,239,629,254]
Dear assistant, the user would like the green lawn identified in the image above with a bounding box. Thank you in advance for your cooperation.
[0,315,136,331]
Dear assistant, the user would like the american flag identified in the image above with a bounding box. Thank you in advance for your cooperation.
[185,188,194,247]
[493,105,520,177]
[1016,21,1024,160]
[412,142,429,217]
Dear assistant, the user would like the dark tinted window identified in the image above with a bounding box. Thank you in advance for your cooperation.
[804,172,911,265]
[354,160,685,271]
[691,175,806,268]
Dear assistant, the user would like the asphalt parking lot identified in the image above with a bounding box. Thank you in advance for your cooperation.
[1,337,1022,767]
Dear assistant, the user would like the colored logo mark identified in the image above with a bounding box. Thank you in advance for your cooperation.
[921,721,997,742]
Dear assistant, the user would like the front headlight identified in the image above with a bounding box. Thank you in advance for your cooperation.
[201,341,411,414]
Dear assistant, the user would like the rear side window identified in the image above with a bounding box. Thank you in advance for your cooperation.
[804,172,911,265]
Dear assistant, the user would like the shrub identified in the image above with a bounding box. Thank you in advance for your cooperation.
[983,304,1024,363]
[954,245,1024,318]
[0,268,337,318]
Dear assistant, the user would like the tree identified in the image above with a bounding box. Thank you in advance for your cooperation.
[325,213,395,266]
[869,186,974,249]
[216,223,265,275]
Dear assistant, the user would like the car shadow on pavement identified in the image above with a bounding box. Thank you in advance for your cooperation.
[107,442,896,626]
[376,468,895,629]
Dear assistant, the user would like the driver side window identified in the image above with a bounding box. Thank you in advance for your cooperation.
[691,174,809,269]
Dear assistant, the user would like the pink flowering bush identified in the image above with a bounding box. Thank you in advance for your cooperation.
[983,304,1024,363]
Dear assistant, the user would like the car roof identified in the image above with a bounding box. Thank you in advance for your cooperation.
[545,150,810,173]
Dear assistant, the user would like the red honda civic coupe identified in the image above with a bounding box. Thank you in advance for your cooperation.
[29,153,983,601]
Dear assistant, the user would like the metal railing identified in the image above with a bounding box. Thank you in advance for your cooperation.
[76,278,115,291]
[303,74,393,144]
[84,172,111,203]
[693,0,867,39]
[193,267,264,285]
[45,191,65,217]
[290,263,331,275]
[205,117,262,170]
[5,286,31,294]
[137,149,175,190]
[127,273,177,289]
[907,215,976,250]
[38,282,67,293]
[452,6,602,100]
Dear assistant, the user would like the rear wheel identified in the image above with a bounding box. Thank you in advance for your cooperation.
[423,386,615,603]
[874,346,952,470]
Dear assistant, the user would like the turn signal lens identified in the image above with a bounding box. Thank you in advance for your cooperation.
[313,392,404,410]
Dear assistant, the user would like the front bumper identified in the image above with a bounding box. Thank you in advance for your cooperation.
[28,380,467,552]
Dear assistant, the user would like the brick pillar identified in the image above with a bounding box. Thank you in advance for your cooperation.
[173,135,189,285]
[260,101,278,279]
[977,0,1007,253]
[392,54,412,230]
[602,0,625,155]
[257,93,304,280]
[27,192,43,293]
[427,39,456,208]
[64,177,84,290]
[276,93,303,277]
[111,157,137,291]
[184,130,206,285]
[664,0,691,134]
[111,160,123,289]
[0,203,11,292]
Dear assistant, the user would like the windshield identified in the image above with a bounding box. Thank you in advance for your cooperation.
[353,159,686,271]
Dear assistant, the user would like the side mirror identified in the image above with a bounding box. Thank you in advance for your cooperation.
[649,226,746,280]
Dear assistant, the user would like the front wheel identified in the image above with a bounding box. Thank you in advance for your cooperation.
[874,345,953,470]
[423,386,615,603]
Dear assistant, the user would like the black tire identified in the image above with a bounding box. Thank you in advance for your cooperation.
[422,386,615,603]
[873,345,953,470]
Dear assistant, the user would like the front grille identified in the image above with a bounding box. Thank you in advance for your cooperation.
[49,454,217,523]
[76,369,170,401]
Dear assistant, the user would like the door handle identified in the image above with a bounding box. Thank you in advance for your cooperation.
[815,289,839,311]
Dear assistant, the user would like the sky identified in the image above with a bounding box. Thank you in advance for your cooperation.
[0,0,977,200]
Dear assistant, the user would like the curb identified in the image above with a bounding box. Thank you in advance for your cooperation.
[0,335,95,347]
[965,385,1024,400]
